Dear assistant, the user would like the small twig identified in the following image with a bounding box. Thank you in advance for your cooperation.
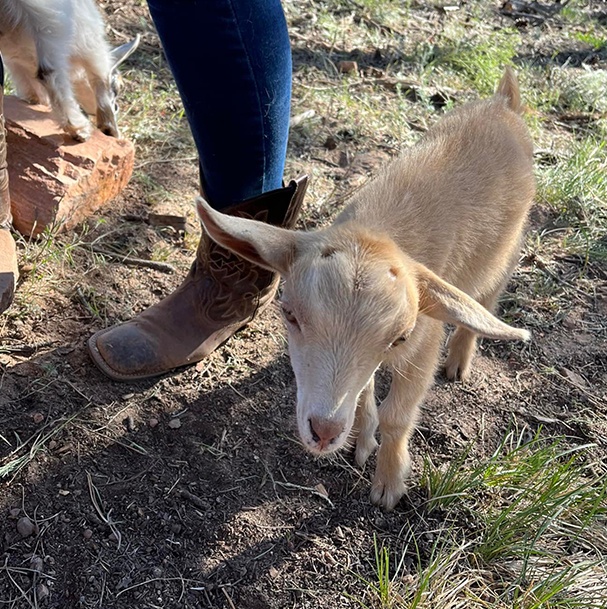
[274,480,335,508]
[0,340,56,356]
[134,155,198,170]
[222,587,237,609]
[87,472,123,549]
[115,577,206,598]
[179,489,208,510]
[90,246,176,273]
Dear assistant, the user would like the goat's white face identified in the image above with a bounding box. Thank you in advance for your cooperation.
[278,234,417,454]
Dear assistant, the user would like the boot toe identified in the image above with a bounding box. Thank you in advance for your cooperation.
[88,323,166,381]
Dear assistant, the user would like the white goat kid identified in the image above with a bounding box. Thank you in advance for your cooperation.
[0,0,139,141]
[196,68,535,510]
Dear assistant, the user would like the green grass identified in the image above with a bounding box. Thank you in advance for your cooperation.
[421,27,522,95]
[355,432,607,608]
[537,137,607,262]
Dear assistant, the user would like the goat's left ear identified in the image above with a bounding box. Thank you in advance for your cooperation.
[196,197,300,275]
[416,264,530,341]
[110,34,141,71]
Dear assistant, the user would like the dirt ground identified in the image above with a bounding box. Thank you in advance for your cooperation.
[1,1,606,608]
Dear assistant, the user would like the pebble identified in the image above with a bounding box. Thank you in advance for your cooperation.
[36,583,50,600]
[32,412,45,424]
[17,517,35,538]
[9,508,20,519]
[337,60,358,74]
[168,418,182,429]
[30,555,44,573]
[149,417,159,428]
[83,529,93,539]
[123,414,136,432]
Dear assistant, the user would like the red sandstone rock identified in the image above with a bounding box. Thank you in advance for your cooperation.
[4,96,135,237]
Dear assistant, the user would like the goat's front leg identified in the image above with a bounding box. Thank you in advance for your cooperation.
[34,36,92,141]
[353,375,379,467]
[371,323,444,510]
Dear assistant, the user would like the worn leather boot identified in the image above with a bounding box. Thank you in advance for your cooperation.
[0,55,18,315]
[88,176,308,380]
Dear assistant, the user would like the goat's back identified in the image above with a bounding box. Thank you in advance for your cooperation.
[339,90,535,297]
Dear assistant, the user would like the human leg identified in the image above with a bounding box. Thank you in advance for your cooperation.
[88,0,307,380]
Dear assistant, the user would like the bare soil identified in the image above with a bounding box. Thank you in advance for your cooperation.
[1,1,606,608]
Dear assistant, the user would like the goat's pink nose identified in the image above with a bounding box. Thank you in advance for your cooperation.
[309,416,344,449]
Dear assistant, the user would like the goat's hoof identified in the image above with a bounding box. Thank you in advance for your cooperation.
[370,478,407,511]
[355,436,378,467]
[66,122,93,142]
[443,358,472,382]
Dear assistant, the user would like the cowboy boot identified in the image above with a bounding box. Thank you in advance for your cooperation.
[88,176,308,380]
[0,55,19,314]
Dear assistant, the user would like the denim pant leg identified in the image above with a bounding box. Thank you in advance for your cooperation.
[146,0,291,209]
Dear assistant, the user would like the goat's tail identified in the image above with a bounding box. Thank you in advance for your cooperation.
[496,66,523,114]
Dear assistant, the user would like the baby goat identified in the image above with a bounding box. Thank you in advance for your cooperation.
[197,68,535,510]
[0,0,139,141]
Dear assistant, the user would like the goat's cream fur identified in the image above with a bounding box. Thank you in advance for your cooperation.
[196,68,535,510]
[0,0,139,140]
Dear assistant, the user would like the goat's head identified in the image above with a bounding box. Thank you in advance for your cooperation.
[108,35,141,112]
[196,197,530,455]
[76,35,140,137]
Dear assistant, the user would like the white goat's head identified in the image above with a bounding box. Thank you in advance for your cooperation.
[196,198,529,456]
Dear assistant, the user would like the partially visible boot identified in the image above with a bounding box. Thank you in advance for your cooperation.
[0,55,19,314]
[88,176,308,381]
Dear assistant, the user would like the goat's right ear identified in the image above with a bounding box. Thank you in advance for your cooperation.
[110,34,141,70]
[196,197,299,275]
[416,264,530,342]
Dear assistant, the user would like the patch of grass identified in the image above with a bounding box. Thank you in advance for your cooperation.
[573,30,607,52]
[365,433,607,608]
[426,27,522,95]
[537,137,607,262]
[552,68,607,114]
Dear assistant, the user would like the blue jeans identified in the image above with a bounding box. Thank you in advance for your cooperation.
[146,0,291,209]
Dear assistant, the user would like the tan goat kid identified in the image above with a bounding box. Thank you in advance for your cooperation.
[196,68,535,510]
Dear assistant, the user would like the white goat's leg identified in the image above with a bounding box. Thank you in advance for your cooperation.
[353,376,379,467]
[34,34,92,141]
[371,323,444,510]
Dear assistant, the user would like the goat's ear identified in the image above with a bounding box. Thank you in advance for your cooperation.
[416,265,530,341]
[196,197,299,275]
[110,34,140,70]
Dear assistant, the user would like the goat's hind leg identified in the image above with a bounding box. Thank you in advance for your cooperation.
[353,376,379,467]
[444,252,522,381]
[4,60,48,105]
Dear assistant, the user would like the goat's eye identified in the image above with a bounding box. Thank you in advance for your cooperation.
[280,305,300,329]
[390,329,412,349]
